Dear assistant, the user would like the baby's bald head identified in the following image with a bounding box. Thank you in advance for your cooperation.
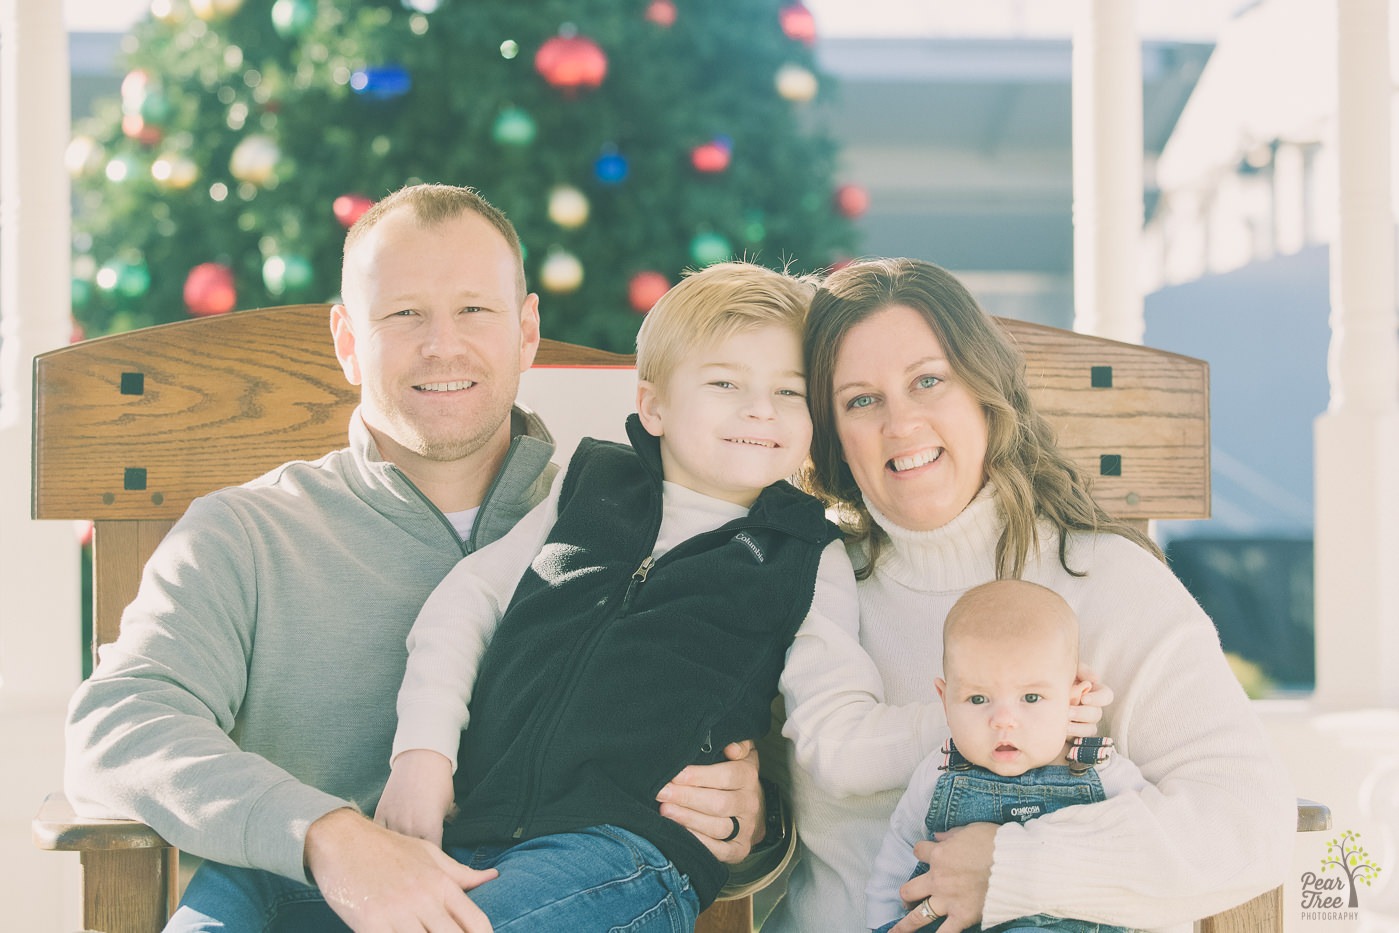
[943,580,1079,683]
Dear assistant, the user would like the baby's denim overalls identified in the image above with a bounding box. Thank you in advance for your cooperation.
[873,740,1132,933]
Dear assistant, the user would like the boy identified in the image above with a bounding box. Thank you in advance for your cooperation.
[375,261,855,932]
[868,580,1146,933]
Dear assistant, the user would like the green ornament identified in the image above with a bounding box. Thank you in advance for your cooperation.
[97,258,152,301]
[492,107,537,147]
[742,210,767,243]
[263,253,315,295]
[271,0,317,38]
[689,231,732,266]
[71,278,94,311]
[139,88,175,125]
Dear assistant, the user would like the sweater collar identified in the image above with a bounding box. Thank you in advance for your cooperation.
[864,484,1004,592]
[346,405,555,521]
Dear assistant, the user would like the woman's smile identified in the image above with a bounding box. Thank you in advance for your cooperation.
[831,304,988,531]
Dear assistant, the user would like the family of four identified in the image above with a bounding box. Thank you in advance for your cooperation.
[65,183,1295,933]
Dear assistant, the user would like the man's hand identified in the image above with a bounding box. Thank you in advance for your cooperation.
[1068,665,1113,738]
[889,822,997,933]
[374,749,455,846]
[656,740,763,863]
[305,808,496,932]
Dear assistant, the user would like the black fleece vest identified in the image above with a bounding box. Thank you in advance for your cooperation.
[444,416,837,907]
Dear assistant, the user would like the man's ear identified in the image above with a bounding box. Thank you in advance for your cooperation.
[330,304,361,386]
[635,380,664,437]
[518,292,541,373]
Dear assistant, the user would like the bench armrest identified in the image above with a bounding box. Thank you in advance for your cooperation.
[33,792,170,852]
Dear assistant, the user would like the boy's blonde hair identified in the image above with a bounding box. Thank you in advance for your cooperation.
[635,262,819,387]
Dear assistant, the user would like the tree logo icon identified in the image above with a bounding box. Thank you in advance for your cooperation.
[1303,830,1382,909]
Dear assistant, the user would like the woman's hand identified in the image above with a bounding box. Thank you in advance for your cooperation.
[889,822,996,933]
[656,740,764,863]
[1067,665,1114,738]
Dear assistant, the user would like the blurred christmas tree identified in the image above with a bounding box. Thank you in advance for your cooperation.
[68,0,863,351]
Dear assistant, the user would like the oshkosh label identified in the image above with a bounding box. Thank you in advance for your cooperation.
[1003,803,1044,823]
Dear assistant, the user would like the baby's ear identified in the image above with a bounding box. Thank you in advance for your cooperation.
[934,677,947,702]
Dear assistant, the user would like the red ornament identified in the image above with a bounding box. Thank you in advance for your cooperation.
[628,271,671,313]
[644,0,677,27]
[535,34,608,94]
[829,255,856,272]
[834,183,870,219]
[184,262,237,317]
[333,193,375,228]
[691,141,732,174]
[779,3,817,45]
[122,114,163,146]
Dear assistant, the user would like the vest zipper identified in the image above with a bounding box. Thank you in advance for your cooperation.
[509,552,654,838]
[505,514,799,839]
[620,556,655,612]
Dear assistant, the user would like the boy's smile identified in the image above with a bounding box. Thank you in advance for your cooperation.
[636,324,812,507]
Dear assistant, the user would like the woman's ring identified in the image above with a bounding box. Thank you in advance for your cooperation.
[917,897,941,921]
[721,816,741,842]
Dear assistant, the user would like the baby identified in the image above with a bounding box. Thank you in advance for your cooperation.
[867,580,1145,933]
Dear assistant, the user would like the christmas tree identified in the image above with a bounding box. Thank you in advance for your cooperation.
[68,0,862,351]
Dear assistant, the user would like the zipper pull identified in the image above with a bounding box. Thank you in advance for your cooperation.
[700,728,713,755]
[621,556,655,611]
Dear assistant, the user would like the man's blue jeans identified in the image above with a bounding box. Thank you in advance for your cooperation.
[165,824,700,932]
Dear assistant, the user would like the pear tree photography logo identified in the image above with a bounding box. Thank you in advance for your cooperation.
[1300,829,1382,921]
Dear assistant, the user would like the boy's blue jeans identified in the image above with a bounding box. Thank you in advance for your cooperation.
[165,824,700,933]
[872,749,1130,933]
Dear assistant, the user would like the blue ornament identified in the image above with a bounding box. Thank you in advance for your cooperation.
[351,65,412,101]
[594,151,628,185]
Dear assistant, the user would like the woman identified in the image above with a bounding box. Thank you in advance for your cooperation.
[765,258,1294,932]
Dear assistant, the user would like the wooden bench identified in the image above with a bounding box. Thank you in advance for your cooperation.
[31,303,1326,932]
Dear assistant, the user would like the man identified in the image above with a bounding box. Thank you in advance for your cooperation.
[64,184,765,932]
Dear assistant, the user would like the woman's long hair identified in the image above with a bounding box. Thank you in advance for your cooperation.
[802,257,1160,579]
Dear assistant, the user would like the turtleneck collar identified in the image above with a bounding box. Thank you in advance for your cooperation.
[863,484,1005,593]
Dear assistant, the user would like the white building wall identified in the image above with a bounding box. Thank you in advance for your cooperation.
[0,0,83,927]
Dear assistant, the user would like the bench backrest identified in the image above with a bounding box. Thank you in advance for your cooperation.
[32,303,1208,662]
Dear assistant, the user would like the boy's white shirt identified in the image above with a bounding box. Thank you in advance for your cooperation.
[392,467,856,769]
[865,747,1149,929]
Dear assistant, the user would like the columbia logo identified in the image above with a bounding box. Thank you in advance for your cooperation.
[734,532,765,563]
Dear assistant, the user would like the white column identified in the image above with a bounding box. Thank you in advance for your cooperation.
[0,0,82,927]
[1071,0,1144,344]
[1313,0,1399,710]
